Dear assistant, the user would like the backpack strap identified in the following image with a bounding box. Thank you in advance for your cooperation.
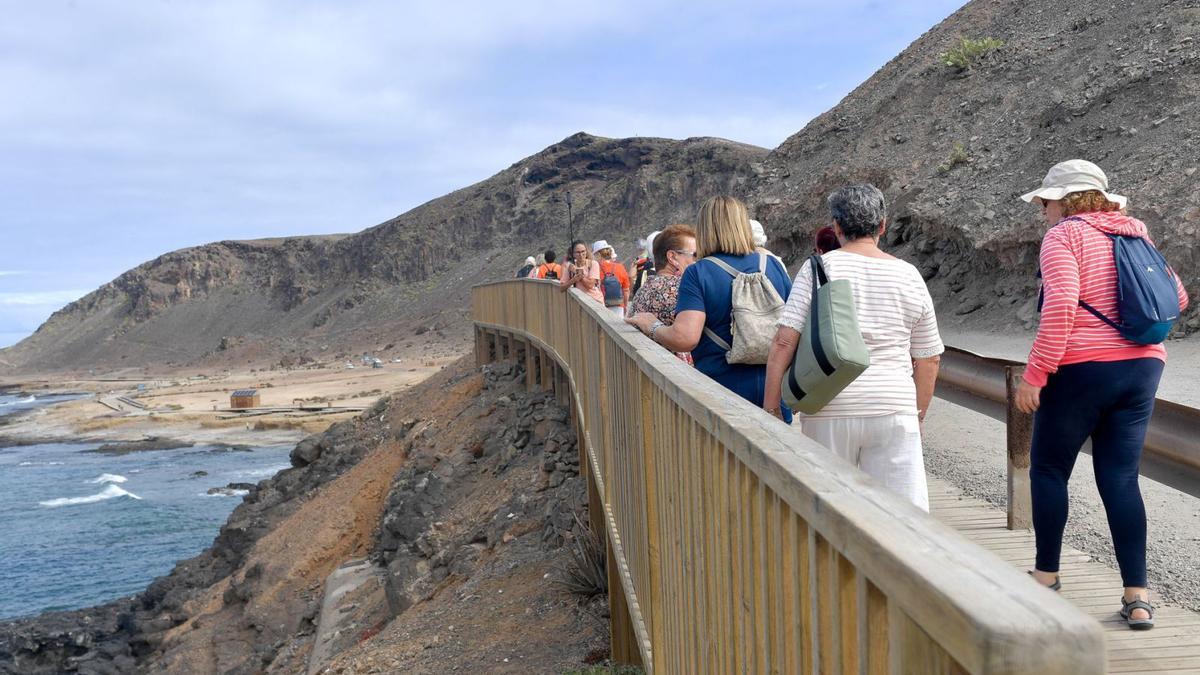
[700,255,749,352]
[705,256,741,278]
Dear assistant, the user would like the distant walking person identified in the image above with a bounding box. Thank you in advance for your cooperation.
[628,196,792,420]
[1016,160,1189,630]
[628,224,697,364]
[516,256,536,278]
[814,226,841,254]
[536,249,562,280]
[763,184,943,511]
[593,240,631,318]
[560,239,604,305]
[750,219,787,275]
[630,230,659,298]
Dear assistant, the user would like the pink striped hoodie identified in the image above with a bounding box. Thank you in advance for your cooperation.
[1025,211,1190,388]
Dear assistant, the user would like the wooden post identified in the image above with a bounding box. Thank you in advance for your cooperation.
[474,327,488,367]
[1005,366,1034,530]
[608,540,642,666]
[524,339,536,391]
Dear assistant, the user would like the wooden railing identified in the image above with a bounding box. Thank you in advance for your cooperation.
[473,280,1105,674]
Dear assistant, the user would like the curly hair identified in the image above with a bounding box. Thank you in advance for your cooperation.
[1060,190,1123,217]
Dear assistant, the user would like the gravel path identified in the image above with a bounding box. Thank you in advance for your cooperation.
[923,395,1200,613]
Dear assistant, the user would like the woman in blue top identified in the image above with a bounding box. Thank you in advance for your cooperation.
[627,196,793,422]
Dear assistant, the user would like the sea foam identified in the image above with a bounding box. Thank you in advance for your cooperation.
[88,473,128,484]
[39,484,142,508]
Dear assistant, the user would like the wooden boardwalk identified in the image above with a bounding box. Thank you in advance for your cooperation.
[930,479,1200,674]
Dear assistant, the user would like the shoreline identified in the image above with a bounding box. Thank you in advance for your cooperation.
[0,356,456,452]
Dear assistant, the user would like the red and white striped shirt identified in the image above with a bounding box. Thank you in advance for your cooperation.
[1025,211,1190,387]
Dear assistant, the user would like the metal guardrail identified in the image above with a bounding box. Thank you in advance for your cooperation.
[938,346,1200,498]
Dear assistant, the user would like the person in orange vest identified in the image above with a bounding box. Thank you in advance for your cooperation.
[535,249,562,280]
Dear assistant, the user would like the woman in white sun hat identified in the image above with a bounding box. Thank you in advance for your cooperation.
[1017,159,1188,630]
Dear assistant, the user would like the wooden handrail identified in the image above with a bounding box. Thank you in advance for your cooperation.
[473,279,1105,674]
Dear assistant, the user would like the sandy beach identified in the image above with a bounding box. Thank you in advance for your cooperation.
[0,353,459,449]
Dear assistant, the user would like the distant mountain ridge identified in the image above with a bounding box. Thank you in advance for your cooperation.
[749,0,1199,328]
[2,133,767,370]
[6,0,1199,372]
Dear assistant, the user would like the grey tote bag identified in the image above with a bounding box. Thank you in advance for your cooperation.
[782,255,870,414]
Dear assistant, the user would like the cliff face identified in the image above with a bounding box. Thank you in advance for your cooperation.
[748,0,1200,330]
[1,134,766,371]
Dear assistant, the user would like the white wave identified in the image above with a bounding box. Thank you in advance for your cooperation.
[0,396,36,407]
[39,484,142,508]
[237,464,290,479]
[88,473,128,484]
[18,460,65,467]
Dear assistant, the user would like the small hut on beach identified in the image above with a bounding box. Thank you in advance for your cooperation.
[229,389,260,409]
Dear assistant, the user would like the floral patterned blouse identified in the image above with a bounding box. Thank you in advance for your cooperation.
[629,274,693,365]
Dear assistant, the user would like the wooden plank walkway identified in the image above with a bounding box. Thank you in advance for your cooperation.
[930,478,1200,674]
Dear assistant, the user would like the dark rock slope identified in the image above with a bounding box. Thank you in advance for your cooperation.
[750,0,1199,330]
[2,134,766,371]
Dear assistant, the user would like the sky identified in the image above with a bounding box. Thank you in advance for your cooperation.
[0,0,964,349]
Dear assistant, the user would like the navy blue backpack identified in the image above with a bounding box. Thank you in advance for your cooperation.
[1081,233,1181,344]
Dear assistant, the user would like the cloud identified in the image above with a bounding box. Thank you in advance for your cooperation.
[0,290,88,307]
[0,271,27,277]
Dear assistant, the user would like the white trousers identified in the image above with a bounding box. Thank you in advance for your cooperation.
[608,306,625,319]
[797,413,929,511]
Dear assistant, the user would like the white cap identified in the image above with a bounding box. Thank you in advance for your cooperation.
[524,256,536,266]
[749,219,767,247]
[1020,159,1127,208]
[591,239,612,254]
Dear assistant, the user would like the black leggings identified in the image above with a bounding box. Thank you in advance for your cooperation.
[1030,358,1163,588]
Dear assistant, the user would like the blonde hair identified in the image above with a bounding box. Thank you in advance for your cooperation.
[695,196,755,257]
[1060,190,1123,217]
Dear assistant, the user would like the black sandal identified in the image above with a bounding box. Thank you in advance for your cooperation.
[1120,595,1154,630]
[1027,570,1061,591]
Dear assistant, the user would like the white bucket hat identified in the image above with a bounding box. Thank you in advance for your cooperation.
[639,230,660,257]
[1020,159,1127,208]
[591,239,612,254]
[749,219,767,247]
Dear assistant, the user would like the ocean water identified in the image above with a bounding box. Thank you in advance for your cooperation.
[0,391,89,418]
[0,441,293,619]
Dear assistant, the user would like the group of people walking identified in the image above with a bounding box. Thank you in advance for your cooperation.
[518,159,1188,630]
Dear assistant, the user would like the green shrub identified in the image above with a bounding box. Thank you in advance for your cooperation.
[938,142,970,173]
[554,515,607,597]
[940,37,1004,71]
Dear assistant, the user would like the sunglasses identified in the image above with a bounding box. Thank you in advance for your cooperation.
[672,249,696,258]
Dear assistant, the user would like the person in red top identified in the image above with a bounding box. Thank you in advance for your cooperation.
[1016,160,1189,630]
[592,240,630,318]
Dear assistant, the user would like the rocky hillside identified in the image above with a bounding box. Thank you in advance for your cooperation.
[1,134,766,371]
[750,0,1199,331]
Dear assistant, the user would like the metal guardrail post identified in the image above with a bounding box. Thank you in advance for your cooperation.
[1005,366,1034,530]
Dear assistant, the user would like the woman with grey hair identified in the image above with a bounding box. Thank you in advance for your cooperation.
[763,184,944,510]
